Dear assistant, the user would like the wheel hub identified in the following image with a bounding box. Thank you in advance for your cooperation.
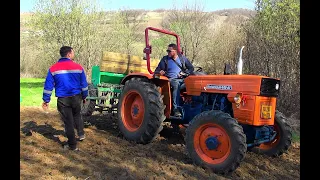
[132,105,139,117]
[205,136,220,150]
[131,96,143,121]
[122,90,145,132]
[197,126,231,160]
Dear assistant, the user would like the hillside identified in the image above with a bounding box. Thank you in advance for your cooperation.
[20,8,255,34]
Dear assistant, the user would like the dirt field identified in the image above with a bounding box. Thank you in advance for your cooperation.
[20,107,300,180]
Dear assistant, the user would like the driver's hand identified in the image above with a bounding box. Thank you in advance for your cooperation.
[160,70,165,75]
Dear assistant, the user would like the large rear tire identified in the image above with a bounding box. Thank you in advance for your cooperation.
[81,84,97,116]
[251,110,292,156]
[117,78,166,144]
[185,110,247,174]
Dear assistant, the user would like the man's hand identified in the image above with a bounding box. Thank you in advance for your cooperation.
[42,102,49,111]
[160,70,166,75]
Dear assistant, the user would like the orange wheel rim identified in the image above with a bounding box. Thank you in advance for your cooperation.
[121,90,145,132]
[259,123,280,150]
[194,123,231,164]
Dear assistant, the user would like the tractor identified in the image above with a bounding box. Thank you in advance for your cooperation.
[81,27,292,174]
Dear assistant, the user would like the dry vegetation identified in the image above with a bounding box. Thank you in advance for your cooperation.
[20,107,300,179]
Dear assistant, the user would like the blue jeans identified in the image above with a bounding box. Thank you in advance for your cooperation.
[169,78,184,111]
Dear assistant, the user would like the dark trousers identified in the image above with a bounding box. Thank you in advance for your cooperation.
[57,94,83,149]
[169,78,184,111]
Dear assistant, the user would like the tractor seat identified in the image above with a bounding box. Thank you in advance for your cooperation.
[224,63,231,75]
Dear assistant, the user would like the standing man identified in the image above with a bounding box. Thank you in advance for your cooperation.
[154,43,194,117]
[42,46,88,151]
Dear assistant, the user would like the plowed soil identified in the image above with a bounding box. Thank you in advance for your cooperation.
[20,107,300,180]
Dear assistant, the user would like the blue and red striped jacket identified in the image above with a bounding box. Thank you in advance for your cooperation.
[42,58,88,103]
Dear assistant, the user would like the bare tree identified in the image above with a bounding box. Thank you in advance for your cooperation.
[161,0,212,64]
[29,0,107,76]
[203,20,247,75]
[107,9,145,55]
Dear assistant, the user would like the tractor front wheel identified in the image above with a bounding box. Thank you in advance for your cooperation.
[185,110,247,174]
[251,110,292,156]
[117,78,166,144]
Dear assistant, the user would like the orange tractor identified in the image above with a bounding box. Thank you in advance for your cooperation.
[102,27,292,174]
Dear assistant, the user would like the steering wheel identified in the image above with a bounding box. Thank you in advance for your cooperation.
[195,66,203,72]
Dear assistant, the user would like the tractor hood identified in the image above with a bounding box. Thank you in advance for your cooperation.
[184,74,280,97]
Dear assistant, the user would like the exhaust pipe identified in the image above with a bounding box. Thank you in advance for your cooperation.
[237,46,245,75]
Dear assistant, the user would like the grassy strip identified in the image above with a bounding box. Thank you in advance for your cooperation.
[20,78,57,109]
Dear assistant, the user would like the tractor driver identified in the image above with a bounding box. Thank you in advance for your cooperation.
[154,43,194,117]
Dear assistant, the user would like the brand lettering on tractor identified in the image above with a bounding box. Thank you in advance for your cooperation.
[206,84,232,90]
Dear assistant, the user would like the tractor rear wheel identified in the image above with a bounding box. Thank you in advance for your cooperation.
[185,110,247,174]
[251,110,292,156]
[117,78,166,144]
[81,84,97,116]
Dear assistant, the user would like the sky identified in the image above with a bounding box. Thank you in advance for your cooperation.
[20,0,255,13]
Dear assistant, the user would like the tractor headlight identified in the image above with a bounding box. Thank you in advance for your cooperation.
[275,83,279,90]
[234,93,242,104]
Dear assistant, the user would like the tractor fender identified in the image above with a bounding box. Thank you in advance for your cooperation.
[120,73,169,84]
[120,73,172,118]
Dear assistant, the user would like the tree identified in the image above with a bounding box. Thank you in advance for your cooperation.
[106,9,145,55]
[149,35,177,60]
[242,0,300,117]
[161,0,212,65]
[204,21,247,75]
[29,0,107,77]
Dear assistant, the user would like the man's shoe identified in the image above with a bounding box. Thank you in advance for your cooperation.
[70,147,79,151]
[174,110,182,117]
[63,144,79,151]
[79,135,85,141]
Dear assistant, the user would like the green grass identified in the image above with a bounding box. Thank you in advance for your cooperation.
[292,132,300,143]
[20,78,57,109]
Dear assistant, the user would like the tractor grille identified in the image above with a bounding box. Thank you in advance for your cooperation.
[260,78,280,97]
